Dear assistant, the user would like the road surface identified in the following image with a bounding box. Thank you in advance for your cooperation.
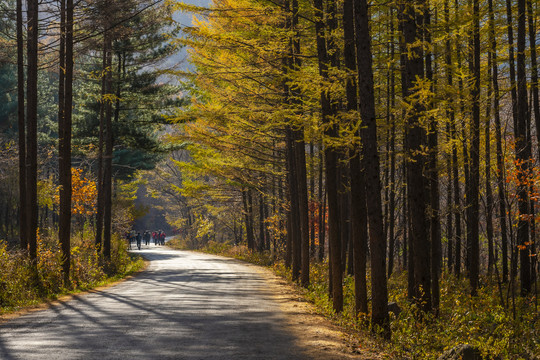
[0,246,311,359]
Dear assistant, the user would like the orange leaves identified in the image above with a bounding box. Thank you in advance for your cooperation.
[53,168,97,216]
[71,168,97,216]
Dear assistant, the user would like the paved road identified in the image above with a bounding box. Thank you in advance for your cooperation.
[0,246,308,359]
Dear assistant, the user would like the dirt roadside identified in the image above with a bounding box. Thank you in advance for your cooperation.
[251,265,386,360]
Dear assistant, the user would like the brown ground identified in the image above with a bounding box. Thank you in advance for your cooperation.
[251,265,386,360]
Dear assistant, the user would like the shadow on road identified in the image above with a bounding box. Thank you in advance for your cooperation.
[0,248,307,360]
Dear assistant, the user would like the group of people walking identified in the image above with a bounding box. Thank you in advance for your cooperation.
[126,230,166,250]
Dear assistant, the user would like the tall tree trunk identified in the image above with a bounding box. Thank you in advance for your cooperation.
[26,0,39,262]
[95,33,107,252]
[16,0,26,251]
[354,0,389,336]
[318,149,325,262]
[387,6,397,278]
[468,0,481,295]
[339,164,350,274]
[528,0,540,158]
[310,142,316,256]
[485,47,495,277]
[457,0,469,278]
[488,0,509,282]
[59,0,74,286]
[516,0,531,295]
[444,0,454,272]
[527,0,539,287]
[313,0,342,312]
[506,0,519,129]
[343,0,367,314]
[103,33,113,259]
[425,0,440,313]
[400,0,431,312]
[286,127,301,278]
[242,189,255,251]
[258,193,265,252]
[289,0,310,287]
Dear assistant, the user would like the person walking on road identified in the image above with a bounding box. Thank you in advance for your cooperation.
[144,231,150,246]
[136,232,142,250]
[160,231,166,245]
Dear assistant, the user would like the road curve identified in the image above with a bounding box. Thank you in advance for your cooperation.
[0,246,309,359]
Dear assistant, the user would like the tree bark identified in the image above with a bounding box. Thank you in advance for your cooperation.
[16,0,26,251]
[354,0,389,336]
[26,0,39,262]
[488,0,509,283]
[444,0,454,272]
[485,44,495,277]
[425,1,441,313]
[313,0,342,313]
[506,0,519,130]
[103,33,113,259]
[343,0,367,315]
[516,0,531,295]
[400,0,431,312]
[468,0,481,296]
[59,0,74,286]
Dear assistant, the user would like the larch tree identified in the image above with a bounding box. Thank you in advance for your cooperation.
[353,0,389,336]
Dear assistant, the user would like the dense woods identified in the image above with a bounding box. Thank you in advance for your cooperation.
[1,0,540,358]
[0,0,175,308]
[164,0,539,357]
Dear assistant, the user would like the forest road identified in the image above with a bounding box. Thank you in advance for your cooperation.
[0,246,363,360]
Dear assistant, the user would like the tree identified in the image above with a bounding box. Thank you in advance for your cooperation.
[399,0,431,312]
[313,0,343,313]
[343,0,367,316]
[16,0,26,250]
[353,0,389,335]
[516,0,531,295]
[26,0,39,262]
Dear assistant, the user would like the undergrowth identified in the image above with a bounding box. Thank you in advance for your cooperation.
[169,238,540,359]
[0,231,144,314]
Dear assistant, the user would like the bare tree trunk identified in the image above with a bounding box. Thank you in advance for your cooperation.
[289,0,310,288]
[310,142,316,257]
[96,32,107,252]
[343,0,367,314]
[488,0,508,283]
[425,1,441,313]
[16,0,26,251]
[485,45,495,277]
[516,0,531,295]
[258,193,265,252]
[400,0,431,312]
[506,0,519,129]
[26,0,39,262]
[318,149,325,262]
[527,0,539,287]
[59,0,74,286]
[444,0,454,272]
[468,0,481,296]
[103,33,113,260]
[313,0,342,312]
[354,0,389,336]
[387,6,397,278]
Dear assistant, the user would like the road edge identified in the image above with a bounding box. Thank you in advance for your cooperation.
[0,257,150,325]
